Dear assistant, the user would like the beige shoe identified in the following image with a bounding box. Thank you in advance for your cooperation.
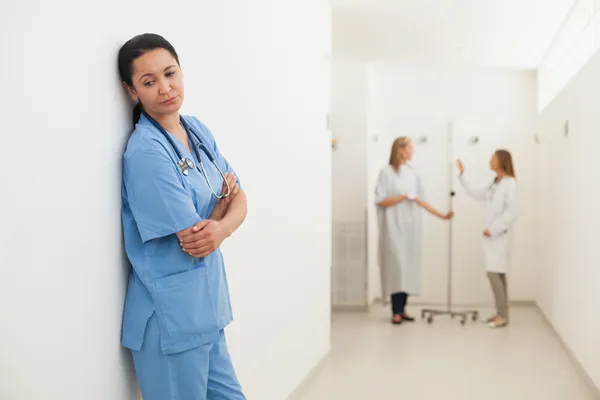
[487,316,508,328]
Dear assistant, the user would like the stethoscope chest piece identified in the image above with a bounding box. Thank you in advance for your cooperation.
[185,158,195,169]
[177,159,190,176]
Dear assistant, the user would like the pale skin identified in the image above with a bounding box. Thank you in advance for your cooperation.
[124,48,247,258]
[457,153,508,327]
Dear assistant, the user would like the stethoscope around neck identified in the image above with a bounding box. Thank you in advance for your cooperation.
[486,177,503,196]
[142,110,231,199]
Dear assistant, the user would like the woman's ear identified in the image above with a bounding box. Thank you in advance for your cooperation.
[123,82,139,102]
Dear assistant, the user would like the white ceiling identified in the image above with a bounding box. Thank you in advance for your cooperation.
[331,0,575,68]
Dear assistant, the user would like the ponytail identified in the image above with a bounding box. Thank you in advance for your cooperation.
[133,102,142,127]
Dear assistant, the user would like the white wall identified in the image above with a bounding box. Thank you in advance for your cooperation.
[330,61,370,308]
[537,47,600,389]
[0,1,331,399]
[365,64,540,306]
[331,61,368,223]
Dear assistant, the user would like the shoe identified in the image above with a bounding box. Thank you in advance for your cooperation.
[487,317,508,328]
[484,315,498,324]
[401,314,415,322]
[391,314,403,325]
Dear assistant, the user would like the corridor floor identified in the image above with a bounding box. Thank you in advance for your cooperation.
[291,305,598,400]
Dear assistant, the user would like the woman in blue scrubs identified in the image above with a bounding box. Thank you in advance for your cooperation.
[118,33,247,399]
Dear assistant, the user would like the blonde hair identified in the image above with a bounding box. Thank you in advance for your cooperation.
[495,149,516,178]
[389,137,411,170]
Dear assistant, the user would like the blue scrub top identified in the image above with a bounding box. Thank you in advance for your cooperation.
[120,113,240,355]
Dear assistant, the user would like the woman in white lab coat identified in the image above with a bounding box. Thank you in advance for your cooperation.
[457,150,518,328]
[375,137,454,325]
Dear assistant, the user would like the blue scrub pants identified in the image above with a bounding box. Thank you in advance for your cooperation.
[132,314,246,400]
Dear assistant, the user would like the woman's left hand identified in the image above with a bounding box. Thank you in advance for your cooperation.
[209,172,239,221]
[180,220,228,258]
[442,211,454,220]
[483,229,491,237]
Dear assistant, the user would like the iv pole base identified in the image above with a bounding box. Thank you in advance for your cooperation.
[420,308,479,326]
[420,185,479,326]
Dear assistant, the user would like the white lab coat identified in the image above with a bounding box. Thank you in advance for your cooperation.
[458,174,518,273]
[375,164,424,298]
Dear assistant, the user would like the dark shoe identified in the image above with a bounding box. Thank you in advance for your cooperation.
[392,314,403,325]
[401,314,415,322]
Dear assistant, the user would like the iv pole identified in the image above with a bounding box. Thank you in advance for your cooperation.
[420,124,479,325]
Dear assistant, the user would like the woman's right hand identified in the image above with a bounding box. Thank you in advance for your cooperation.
[180,219,228,258]
[456,159,465,175]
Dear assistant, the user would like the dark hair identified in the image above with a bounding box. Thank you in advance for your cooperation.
[118,33,180,127]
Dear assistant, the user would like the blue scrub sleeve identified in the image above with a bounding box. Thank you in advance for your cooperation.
[125,147,202,243]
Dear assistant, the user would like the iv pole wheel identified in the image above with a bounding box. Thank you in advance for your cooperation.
[427,315,433,324]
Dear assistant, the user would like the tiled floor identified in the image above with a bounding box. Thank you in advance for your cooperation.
[291,305,599,400]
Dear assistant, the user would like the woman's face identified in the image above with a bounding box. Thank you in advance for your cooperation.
[125,48,184,117]
[399,142,414,161]
[490,153,499,171]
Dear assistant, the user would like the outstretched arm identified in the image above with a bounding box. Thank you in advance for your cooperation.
[458,175,489,201]
[415,198,453,220]
[456,159,488,200]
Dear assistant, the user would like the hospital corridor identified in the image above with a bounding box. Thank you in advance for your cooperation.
[291,307,598,399]
[2,0,600,399]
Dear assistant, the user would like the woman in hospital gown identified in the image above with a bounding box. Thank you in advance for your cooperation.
[457,150,518,328]
[375,137,454,324]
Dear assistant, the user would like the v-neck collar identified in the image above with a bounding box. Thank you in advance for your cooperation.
[140,113,194,157]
